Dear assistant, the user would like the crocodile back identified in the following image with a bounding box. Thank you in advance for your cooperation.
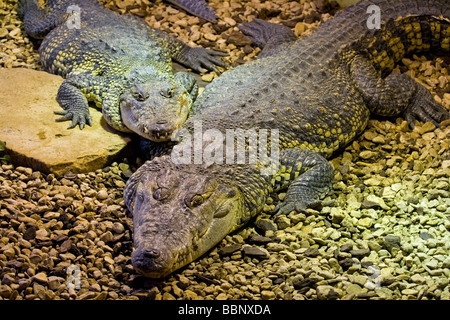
[39,0,171,78]
[191,0,450,159]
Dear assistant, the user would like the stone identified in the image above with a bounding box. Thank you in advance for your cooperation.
[316,285,341,300]
[0,285,12,298]
[303,248,320,257]
[0,69,133,176]
[261,290,276,300]
[384,234,401,251]
[96,189,109,200]
[350,248,370,259]
[254,219,277,233]
[218,244,242,256]
[294,22,306,36]
[425,259,439,269]
[359,150,378,160]
[247,235,273,245]
[416,122,436,135]
[33,272,48,284]
[222,31,252,47]
[419,232,433,240]
[242,246,269,258]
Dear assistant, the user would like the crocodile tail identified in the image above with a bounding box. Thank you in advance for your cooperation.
[359,15,450,77]
[165,0,218,23]
[351,0,450,77]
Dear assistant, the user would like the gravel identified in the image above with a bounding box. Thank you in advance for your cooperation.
[1,0,450,300]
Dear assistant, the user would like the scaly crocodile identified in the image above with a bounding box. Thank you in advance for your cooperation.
[124,0,450,278]
[165,0,218,23]
[18,0,226,141]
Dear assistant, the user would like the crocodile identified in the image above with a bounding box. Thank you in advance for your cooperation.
[124,0,450,278]
[18,0,227,141]
[165,0,218,23]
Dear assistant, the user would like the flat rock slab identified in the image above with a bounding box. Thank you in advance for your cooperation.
[0,68,134,176]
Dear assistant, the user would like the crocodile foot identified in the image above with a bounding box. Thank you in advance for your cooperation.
[180,47,228,73]
[54,109,93,129]
[404,84,450,129]
[273,198,323,216]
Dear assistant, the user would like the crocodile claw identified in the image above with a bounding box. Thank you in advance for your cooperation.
[182,47,228,73]
[404,85,450,129]
[273,199,323,216]
[54,110,93,129]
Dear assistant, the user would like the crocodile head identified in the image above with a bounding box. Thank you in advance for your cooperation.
[119,77,191,142]
[124,156,245,278]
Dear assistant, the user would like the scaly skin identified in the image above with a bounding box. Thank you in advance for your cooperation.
[165,0,218,23]
[125,0,450,278]
[18,0,226,141]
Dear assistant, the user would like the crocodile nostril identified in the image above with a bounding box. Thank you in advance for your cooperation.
[143,249,160,259]
[156,119,168,124]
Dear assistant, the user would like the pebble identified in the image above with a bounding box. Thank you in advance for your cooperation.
[96,189,109,200]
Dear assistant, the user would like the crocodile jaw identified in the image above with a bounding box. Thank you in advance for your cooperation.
[125,160,245,278]
[131,196,241,278]
[119,81,191,142]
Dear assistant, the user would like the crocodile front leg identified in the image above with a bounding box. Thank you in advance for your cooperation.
[54,74,106,129]
[350,54,450,128]
[171,44,228,73]
[271,148,334,215]
[17,0,64,38]
[175,72,199,102]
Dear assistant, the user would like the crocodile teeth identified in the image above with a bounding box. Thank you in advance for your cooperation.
[143,126,149,134]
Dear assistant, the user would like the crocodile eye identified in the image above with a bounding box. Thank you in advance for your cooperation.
[160,87,174,98]
[134,91,146,101]
[153,187,169,201]
[131,87,148,101]
[186,195,204,208]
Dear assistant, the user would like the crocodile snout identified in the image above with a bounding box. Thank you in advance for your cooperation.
[132,247,167,276]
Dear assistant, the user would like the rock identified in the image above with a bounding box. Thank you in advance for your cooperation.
[33,272,48,284]
[254,219,277,233]
[294,22,306,36]
[303,248,320,257]
[425,259,439,269]
[96,189,109,200]
[261,290,276,300]
[316,285,341,300]
[384,234,401,251]
[33,282,46,299]
[222,31,252,47]
[411,274,426,284]
[357,217,373,228]
[293,277,320,290]
[419,232,434,240]
[416,122,436,135]
[242,246,269,258]
[350,248,370,259]
[247,235,273,245]
[218,244,242,256]
[359,150,378,159]
[0,69,133,176]
[216,292,228,300]
[275,215,291,229]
